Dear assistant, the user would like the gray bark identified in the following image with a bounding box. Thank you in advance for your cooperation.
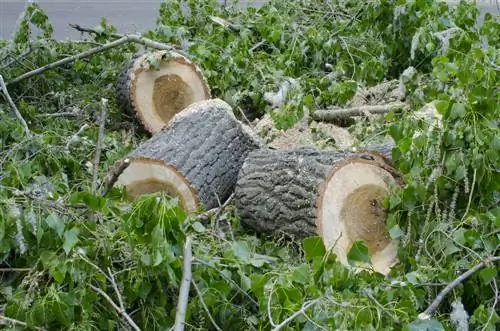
[125,99,262,210]
[234,147,358,238]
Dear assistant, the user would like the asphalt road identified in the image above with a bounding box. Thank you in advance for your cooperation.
[0,1,266,40]
[0,1,498,40]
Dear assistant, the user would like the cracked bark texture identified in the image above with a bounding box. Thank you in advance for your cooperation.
[234,146,401,239]
[234,148,358,238]
[121,99,262,210]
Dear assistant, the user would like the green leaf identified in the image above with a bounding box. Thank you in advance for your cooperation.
[347,241,371,264]
[302,236,326,262]
[249,258,265,268]
[479,267,497,285]
[291,264,310,285]
[435,100,449,115]
[407,319,445,331]
[232,241,251,261]
[405,272,421,285]
[389,225,404,239]
[153,250,163,267]
[62,228,79,255]
[450,103,466,119]
[46,212,64,237]
[191,221,206,233]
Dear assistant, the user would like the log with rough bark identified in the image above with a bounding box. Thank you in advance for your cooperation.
[116,50,211,133]
[234,147,403,275]
[110,99,262,213]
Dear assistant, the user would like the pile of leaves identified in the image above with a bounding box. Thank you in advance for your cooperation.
[0,0,498,330]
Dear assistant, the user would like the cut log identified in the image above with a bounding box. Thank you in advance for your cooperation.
[234,147,402,275]
[116,50,211,134]
[111,99,262,212]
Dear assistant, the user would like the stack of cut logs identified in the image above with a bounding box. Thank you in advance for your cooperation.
[110,50,403,275]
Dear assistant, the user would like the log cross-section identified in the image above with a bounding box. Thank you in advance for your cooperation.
[116,50,211,134]
[112,99,262,212]
[234,147,401,275]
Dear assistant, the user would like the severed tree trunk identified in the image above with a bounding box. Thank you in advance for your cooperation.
[116,50,211,134]
[234,147,403,275]
[111,98,262,212]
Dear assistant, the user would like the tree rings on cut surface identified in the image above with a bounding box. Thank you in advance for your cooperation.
[110,99,262,213]
[234,147,402,275]
[117,50,211,134]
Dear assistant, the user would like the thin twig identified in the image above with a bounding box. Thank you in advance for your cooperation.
[272,298,322,331]
[108,267,125,312]
[65,123,89,150]
[174,236,193,331]
[102,158,130,196]
[197,193,234,222]
[78,253,112,283]
[92,98,109,194]
[363,288,400,324]
[193,258,259,307]
[37,110,81,118]
[482,278,498,331]
[69,23,124,39]
[191,280,223,331]
[0,268,31,272]
[312,102,406,122]
[0,315,45,330]
[0,74,30,135]
[7,35,176,86]
[90,284,141,331]
[267,279,278,327]
[419,256,500,320]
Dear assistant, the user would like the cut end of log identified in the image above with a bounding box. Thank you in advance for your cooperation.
[317,155,399,275]
[111,98,262,213]
[116,159,199,212]
[117,50,211,133]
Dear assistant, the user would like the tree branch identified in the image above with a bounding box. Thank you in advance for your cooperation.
[174,236,193,331]
[90,284,141,331]
[363,288,400,324]
[69,23,124,39]
[312,102,406,122]
[102,158,130,197]
[419,256,500,320]
[7,35,178,86]
[0,314,45,331]
[0,74,31,136]
[272,298,322,331]
[191,280,222,331]
[92,98,109,194]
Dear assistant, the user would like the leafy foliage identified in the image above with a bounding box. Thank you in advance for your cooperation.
[0,0,498,330]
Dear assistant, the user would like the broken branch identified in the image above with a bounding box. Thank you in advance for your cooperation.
[173,236,193,331]
[312,102,406,122]
[0,74,31,136]
[92,98,109,194]
[7,35,178,86]
[419,256,500,320]
[90,284,141,331]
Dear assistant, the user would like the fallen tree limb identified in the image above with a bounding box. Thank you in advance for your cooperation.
[0,74,31,136]
[174,236,193,331]
[312,102,406,122]
[7,34,178,86]
[418,255,500,320]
